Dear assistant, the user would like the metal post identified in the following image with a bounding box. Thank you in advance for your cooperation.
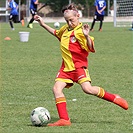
[26,0,30,17]
[107,0,110,16]
[69,0,71,5]
[113,0,116,27]
[5,0,8,22]
[19,0,21,21]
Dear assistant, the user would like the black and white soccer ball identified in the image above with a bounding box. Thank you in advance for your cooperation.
[30,107,51,126]
[54,22,60,28]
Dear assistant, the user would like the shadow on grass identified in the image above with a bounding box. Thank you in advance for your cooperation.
[27,117,116,128]
[27,117,59,127]
[71,119,115,124]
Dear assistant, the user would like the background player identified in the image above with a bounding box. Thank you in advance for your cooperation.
[27,0,39,28]
[131,22,133,30]
[34,4,128,127]
[7,0,20,30]
[90,0,106,31]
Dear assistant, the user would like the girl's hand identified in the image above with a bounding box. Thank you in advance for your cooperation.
[34,15,43,26]
[82,24,90,37]
[34,15,41,21]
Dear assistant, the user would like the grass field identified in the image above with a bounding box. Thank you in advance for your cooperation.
[0,21,132,133]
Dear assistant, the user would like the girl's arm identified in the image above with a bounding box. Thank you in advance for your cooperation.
[34,15,55,35]
[82,24,93,50]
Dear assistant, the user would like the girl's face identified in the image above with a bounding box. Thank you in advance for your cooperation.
[64,10,80,29]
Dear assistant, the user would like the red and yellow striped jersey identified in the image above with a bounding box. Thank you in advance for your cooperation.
[54,23,95,72]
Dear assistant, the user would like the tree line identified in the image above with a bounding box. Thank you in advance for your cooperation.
[15,0,114,17]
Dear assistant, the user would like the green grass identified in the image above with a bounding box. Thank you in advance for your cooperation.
[0,22,132,133]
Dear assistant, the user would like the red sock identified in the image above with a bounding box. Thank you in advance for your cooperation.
[97,87,115,102]
[56,97,69,120]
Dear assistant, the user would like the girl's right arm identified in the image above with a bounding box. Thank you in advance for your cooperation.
[34,15,55,35]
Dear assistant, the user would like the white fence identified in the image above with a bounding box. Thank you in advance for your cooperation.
[0,7,9,16]
[0,0,9,22]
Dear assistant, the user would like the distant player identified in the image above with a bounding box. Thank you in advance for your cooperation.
[27,0,39,28]
[131,22,133,30]
[7,0,20,30]
[90,0,106,31]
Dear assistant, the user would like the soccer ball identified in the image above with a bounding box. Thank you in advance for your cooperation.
[54,22,60,28]
[30,107,51,126]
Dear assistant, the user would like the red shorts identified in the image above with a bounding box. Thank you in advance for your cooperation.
[55,67,91,88]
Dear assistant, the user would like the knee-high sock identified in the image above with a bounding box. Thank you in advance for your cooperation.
[9,21,13,28]
[56,97,69,120]
[97,87,115,102]
[99,21,103,29]
[29,18,34,24]
[90,19,96,30]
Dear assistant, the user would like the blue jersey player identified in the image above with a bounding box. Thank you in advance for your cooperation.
[90,0,106,31]
[7,0,20,30]
[27,0,39,28]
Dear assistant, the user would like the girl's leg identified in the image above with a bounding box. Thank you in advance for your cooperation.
[48,81,71,126]
[81,82,128,110]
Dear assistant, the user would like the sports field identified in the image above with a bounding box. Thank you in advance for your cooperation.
[0,22,132,133]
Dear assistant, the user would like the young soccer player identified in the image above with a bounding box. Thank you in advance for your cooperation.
[34,4,128,127]
[90,0,106,31]
[131,22,133,30]
[27,0,39,28]
[7,0,20,30]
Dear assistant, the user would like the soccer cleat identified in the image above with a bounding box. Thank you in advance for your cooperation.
[48,119,71,126]
[21,19,24,26]
[129,28,133,31]
[98,29,102,32]
[113,94,128,110]
[29,24,33,28]
[27,24,33,28]
[90,28,94,32]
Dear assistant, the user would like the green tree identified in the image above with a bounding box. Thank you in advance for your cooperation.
[19,0,95,12]
[37,0,95,13]
[19,0,113,17]
[45,0,68,12]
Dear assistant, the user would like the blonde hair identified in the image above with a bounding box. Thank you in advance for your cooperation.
[62,4,78,13]
[62,4,79,17]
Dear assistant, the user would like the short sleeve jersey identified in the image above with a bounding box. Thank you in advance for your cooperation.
[54,23,95,72]
[8,0,18,15]
[30,0,37,10]
[95,0,106,15]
